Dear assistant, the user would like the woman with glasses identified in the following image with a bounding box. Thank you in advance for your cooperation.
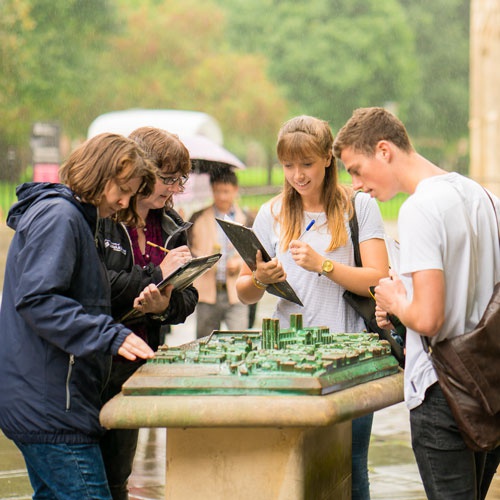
[97,127,198,500]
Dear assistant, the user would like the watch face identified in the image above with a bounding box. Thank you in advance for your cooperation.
[322,260,334,273]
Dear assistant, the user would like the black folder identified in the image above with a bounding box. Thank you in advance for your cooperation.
[216,218,303,306]
[120,253,221,322]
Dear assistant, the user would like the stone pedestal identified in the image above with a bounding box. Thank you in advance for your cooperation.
[166,425,351,500]
[100,371,403,499]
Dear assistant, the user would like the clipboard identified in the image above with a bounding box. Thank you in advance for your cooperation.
[120,253,221,322]
[216,218,303,306]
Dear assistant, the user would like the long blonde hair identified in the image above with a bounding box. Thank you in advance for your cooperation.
[273,115,353,252]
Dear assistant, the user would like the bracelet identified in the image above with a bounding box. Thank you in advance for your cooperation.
[252,271,268,290]
[150,311,168,322]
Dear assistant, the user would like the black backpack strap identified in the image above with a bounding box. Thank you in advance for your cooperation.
[349,192,362,268]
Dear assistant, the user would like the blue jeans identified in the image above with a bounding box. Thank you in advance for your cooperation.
[410,382,486,500]
[352,412,373,500]
[15,441,112,500]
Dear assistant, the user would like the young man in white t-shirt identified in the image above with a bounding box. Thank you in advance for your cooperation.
[333,106,500,500]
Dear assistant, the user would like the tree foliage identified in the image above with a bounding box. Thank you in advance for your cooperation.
[217,0,418,131]
[86,0,288,154]
[0,0,471,177]
[0,0,116,142]
[398,0,470,168]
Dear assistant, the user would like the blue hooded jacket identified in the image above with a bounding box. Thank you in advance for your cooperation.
[0,183,133,444]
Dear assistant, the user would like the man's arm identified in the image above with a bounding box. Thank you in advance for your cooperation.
[375,268,445,337]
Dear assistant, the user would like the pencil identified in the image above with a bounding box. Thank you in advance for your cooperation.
[146,241,169,253]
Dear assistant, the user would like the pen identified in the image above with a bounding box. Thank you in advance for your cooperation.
[146,241,169,253]
[298,219,315,240]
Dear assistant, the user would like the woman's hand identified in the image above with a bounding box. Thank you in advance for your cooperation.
[118,333,155,361]
[159,245,192,278]
[288,240,322,273]
[254,250,286,285]
[133,283,173,314]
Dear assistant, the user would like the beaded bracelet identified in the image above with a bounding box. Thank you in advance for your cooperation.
[252,271,268,290]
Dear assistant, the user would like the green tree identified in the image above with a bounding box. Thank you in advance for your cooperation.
[0,0,116,177]
[399,0,470,169]
[217,0,418,133]
[87,0,288,156]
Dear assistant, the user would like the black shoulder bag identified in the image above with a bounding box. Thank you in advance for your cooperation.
[342,196,405,367]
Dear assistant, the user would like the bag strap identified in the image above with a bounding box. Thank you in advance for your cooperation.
[349,192,362,268]
[483,188,500,246]
[423,183,499,355]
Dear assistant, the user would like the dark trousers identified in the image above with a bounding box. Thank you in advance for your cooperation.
[100,361,142,500]
[352,413,374,500]
[481,446,500,499]
[410,382,487,500]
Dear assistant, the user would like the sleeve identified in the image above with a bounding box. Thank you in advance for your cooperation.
[157,285,199,325]
[355,192,386,243]
[15,204,131,357]
[108,264,163,318]
[398,197,444,277]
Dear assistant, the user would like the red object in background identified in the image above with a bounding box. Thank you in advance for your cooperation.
[33,164,59,183]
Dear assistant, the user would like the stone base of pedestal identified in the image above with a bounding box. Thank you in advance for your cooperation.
[165,424,351,500]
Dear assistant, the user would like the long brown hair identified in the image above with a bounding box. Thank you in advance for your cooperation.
[273,115,353,252]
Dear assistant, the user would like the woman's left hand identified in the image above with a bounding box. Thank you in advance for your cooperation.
[288,240,322,273]
[133,283,173,314]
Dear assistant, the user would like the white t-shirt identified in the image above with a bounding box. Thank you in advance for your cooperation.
[252,192,385,332]
[398,173,500,410]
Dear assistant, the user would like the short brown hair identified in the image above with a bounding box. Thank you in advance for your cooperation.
[59,133,155,206]
[129,127,191,177]
[333,107,414,158]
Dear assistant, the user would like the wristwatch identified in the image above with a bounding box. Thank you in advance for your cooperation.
[320,259,334,277]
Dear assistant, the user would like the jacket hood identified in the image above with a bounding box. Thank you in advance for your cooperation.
[7,182,97,231]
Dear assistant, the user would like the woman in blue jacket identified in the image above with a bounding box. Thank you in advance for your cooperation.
[0,133,156,500]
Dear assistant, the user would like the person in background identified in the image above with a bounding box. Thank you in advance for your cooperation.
[236,115,389,500]
[98,126,198,500]
[333,106,500,500]
[188,167,253,339]
[0,133,156,500]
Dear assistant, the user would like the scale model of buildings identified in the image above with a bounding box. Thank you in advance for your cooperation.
[122,313,400,396]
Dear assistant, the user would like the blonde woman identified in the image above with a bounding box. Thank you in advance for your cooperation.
[236,115,389,500]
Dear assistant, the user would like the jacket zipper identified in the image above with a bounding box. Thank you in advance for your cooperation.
[65,354,75,411]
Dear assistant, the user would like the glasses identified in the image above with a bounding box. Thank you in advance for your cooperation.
[157,173,189,187]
